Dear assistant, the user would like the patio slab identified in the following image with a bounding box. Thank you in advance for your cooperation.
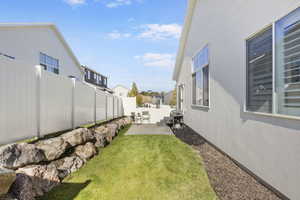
[125,124,173,136]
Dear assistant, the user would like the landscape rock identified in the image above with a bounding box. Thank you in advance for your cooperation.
[74,143,97,162]
[62,128,95,148]
[0,143,45,169]
[61,128,84,147]
[105,123,118,142]
[81,128,95,143]
[0,168,16,196]
[94,126,109,147]
[35,137,70,161]
[52,156,84,179]
[94,133,107,148]
[0,194,17,200]
[10,164,60,200]
[115,120,124,130]
[9,173,36,200]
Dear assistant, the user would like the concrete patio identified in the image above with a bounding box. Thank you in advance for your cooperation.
[125,124,173,136]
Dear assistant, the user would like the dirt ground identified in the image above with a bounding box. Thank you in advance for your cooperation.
[173,126,283,200]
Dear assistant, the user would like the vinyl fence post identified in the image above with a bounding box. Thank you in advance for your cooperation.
[94,88,97,125]
[35,65,42,138]
[113,96,115,119]
[71,78,76,130]
[118,98,120,117]
[105,95,108,121]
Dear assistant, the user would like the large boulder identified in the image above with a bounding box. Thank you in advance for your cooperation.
[0,168,16,197]
[94,133,107,148]
[0,144,45,169]
[105,123,118,142]
[9,173,36,200]
[35,137,70,161]
[115,119,124,130]
[10,165,60,200]
[74,143,97,162]
[94,126,108,147]
[62,128,87,147]
[51,156,84,180]
[81,128,95,143]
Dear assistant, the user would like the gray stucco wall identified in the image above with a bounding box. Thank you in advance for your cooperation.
[176,0,300,199]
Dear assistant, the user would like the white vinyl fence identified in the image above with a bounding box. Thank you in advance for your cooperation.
[0,58,124,145]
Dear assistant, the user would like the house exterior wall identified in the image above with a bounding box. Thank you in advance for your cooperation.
[176,0,300,199]
[113,86,129,97]
[83,67,108,88]
[0,26,83,80]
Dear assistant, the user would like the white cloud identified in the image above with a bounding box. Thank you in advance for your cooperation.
[65,0,86,5]
[135,53,175,68]
[106,0,142,8]
[138,24,182,40]
[107,30,132,39]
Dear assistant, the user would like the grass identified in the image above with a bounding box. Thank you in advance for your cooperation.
[40,125,217,200]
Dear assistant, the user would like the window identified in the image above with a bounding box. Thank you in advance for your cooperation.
[246,7,300,117]
[40,53,59,74]
[275,7,300,117]
[246,27,273,113]
[98,75,102,84]
[192,46,209,107]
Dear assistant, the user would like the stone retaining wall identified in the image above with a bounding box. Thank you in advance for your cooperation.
[0,117,131,200]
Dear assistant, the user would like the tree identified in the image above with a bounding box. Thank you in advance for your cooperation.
[170,88,177,107]
[128,82,139,97]
[136,94,143,107]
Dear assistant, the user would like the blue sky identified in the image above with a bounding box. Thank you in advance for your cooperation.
[0,0,187,92]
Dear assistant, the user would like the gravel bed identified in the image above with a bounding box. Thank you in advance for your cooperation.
[172,126,282,200]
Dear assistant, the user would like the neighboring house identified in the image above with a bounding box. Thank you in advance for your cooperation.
[113,85,129,97]
[152,95,162,105]
[163,91,174,105]
[173,1,300,199]
[0,23,84,80]
[82,65,108,89]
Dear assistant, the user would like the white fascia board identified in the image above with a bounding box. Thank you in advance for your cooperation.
[173,0,197,81]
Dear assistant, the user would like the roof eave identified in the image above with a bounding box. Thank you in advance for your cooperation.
[172,0,197,81]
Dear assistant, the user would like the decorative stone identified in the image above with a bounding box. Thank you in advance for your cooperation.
[0,168,16,196]
[105,123,118,142]
[94,133,107,148]
[61,128,85,147]
[75,143,97,162]
[0,143,45,169]
[81,128,95,143]
[35,137,70,161]
[52,156,84,179]
[94,126,109,147]
[11,164,60,200]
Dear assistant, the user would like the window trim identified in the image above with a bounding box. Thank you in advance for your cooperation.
[244,6,300,121]
[191,44,211,109]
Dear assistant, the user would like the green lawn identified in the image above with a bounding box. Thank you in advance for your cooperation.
[40,126,217,200]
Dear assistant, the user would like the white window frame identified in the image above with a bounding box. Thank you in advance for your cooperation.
[191,44,211,109]
[177,84,185,112]
[244,5,300,121]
